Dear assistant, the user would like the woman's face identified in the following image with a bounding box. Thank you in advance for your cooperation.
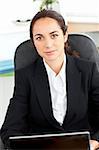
[32,17,67,64]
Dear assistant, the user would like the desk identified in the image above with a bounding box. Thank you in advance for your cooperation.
[68,22,99,33]
[68,22,99,50]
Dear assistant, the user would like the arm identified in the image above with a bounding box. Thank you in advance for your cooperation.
[0,68,30,147]
[89,63,99,149]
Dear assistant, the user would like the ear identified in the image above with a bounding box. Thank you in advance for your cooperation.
[64,32,68,43]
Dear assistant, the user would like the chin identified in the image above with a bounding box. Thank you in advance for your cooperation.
[46,56,57,62]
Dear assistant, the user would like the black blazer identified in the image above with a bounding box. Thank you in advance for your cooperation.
[1,55,99,145]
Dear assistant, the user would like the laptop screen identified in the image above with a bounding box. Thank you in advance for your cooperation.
[9,131,91,150]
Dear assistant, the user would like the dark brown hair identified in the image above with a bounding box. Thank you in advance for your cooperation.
[30,9,80,57]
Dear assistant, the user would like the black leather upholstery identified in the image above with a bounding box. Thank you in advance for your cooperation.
[14,40,38,70]
[68,33,99,71]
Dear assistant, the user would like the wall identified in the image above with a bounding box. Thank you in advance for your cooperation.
[0,76,14,128]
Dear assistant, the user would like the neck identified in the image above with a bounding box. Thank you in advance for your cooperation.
[45,54,64,75]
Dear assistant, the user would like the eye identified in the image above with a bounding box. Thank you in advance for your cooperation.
[35,36,42,41]
[51,34,59,39]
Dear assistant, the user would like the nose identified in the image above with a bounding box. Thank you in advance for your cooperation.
[45,38,53,49]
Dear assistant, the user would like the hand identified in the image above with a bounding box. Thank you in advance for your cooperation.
[90,140,99,150]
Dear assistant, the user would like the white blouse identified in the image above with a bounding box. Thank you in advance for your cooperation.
[43,55,67,125]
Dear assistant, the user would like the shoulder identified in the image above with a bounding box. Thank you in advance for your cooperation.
[15,56,42,77]
[67,54,96,73]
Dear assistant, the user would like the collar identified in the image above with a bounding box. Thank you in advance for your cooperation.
[43,54,66,83]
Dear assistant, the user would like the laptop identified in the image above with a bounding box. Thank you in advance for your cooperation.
[9,131,91,150]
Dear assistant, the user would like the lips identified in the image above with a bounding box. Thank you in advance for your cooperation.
[45,50,56,54]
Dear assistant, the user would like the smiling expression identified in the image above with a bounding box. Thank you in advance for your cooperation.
[32,17,67,65]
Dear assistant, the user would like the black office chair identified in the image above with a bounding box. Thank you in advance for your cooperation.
[14,33,99,71]
[14,40,38,70]
[68,33,99,71]
[0,33,99,149]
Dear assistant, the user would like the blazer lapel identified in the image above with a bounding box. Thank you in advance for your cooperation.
[33,57,63,129]
[63,55,82,124]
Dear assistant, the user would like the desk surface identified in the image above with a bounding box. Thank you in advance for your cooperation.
[68,22,99,33]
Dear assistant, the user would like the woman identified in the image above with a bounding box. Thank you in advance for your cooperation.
[1,9,99,149]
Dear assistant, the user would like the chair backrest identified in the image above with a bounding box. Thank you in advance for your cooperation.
[14,33,99,71]
[68,33,99,71]
[14,40,38,70]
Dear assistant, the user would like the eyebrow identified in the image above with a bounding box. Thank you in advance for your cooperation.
[34,34,43,37]
[34,31,59,37]
[50,31,59,34]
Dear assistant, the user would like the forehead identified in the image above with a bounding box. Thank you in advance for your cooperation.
[32,17,61,34]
